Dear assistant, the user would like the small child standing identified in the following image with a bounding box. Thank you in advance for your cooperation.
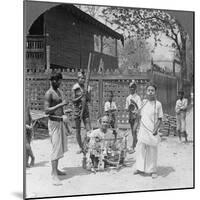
[104,91,117,138]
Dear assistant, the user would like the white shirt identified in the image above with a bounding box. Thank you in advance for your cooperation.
[138,100,163,146]
[175,98,188,113]
[88,128,114,148]
[104,101,117,112]
[125,93,142,110]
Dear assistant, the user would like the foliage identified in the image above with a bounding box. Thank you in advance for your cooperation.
[101,7,189,87]
[75,4,101,18]
[186,37,193,81]
[118,39,151,72]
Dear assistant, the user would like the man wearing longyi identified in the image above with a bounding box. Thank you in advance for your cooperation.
[44,72,69,185]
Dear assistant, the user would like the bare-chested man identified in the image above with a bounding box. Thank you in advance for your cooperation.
[44,72,69,185]
[72,71,92,154]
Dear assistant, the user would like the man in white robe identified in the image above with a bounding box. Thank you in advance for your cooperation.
[134,83,163,178]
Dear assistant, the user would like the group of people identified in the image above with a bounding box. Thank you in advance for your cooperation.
[25,71,189,185]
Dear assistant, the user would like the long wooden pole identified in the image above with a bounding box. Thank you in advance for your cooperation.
[80,52,93,119]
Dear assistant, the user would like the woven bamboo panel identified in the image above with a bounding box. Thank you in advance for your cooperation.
[26,71,179,125]
[102,79,148,124]
[61,79,100,121]
[25,78,49,110]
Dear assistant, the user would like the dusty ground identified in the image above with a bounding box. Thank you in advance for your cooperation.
[26,108,194,199]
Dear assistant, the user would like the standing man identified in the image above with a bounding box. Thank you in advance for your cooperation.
[125,80,142,153]
[44,72,69,185]
[72,71,92,154]
[175,90,188,142]
[134,83,163,179]
[104,91,117,137]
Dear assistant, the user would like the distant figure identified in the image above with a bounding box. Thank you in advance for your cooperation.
[125,80,142,153]
[190,91,193,105]
[72,71,92,154]
[44,72,69,185]
[175,90,188,143]
[25,105,35,168]
[104,91,117,137]
[134,82,163,179]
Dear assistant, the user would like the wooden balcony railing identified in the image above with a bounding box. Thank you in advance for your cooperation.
[26,35,46,72]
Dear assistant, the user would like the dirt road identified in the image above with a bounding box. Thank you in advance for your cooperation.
[26,109,194,198]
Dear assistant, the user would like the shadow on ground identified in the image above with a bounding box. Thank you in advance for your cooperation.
[185,140,193,144]
[26,161,49,175]
[60,166,92,180]
[157,166,175,177]
[124,157,136,167]
[160,137,168,142]
[26,161,49,169]
[33,161,49,168]
[135,166,175,178]
[11,192,23,199]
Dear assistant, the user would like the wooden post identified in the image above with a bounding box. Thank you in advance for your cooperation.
[98,78,103,117]
[115,38,118,57]
[100,35,104,73]
[115,38,118,68]
[46,45,50,71]
[173,60,175,76]
[79,20,82,69]
[100,35,103,53]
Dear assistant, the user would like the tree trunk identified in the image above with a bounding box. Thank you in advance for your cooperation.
[179,36,187,90]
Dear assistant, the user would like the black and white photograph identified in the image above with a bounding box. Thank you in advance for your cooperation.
[24,0,194,199]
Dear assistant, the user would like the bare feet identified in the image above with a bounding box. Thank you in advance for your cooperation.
[133,170,142,175]
[151,173,158,179]
[184,137,188,143]
[52,175,62,186]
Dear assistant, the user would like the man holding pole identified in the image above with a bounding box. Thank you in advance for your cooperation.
[72,71,92,154]
[72,53,93,154]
